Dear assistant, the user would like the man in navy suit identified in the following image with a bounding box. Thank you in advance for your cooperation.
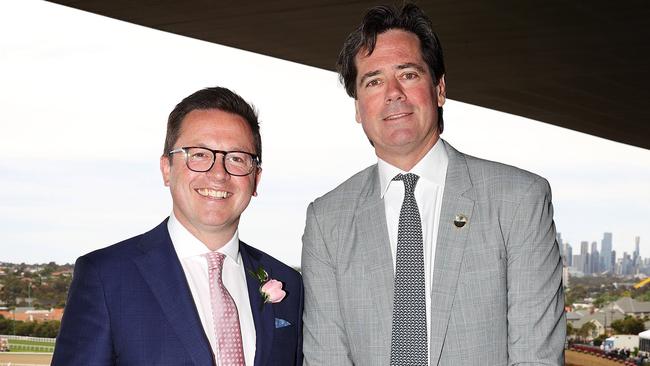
[53,87,303,365]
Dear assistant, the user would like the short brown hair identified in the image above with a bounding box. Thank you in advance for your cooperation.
[163,87,262,164]
[337,3,445,131]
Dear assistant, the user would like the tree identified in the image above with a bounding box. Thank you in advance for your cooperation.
[566,285,588,305]
[635,288,650,302]
[15,320,35,336]
[611,315,646,335]
[40,261,58,277]
[594,293,620,308]
[29,273,72,308]
[0,274,27,306]
[32,320,60,338]
[0,315,14,334]
[593,334,607,346]
[0,316,60,337]
[577,322,598,341]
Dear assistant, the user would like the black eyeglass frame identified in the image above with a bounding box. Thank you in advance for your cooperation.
[168,146,260,176]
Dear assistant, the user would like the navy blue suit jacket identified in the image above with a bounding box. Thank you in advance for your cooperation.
[52,219,303,365]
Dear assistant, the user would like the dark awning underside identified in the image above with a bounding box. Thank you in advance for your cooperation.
[48,0,650,149]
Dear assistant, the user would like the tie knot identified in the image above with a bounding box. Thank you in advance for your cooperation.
[205,251,226,271]
[393,173,419,194]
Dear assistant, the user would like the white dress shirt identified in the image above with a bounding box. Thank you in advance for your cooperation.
[377,138,448,360]
[168,214,256,366]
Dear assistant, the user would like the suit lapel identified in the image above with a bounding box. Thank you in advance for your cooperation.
[132,219,214,366]
[356,167,394,339]
[240,242,274,366]
[429,141,476,364]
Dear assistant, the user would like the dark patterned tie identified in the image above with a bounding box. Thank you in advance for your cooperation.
[390,173,427,366]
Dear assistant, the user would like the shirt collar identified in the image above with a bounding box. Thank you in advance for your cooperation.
[168,212,240,262]
[377,138,449,198]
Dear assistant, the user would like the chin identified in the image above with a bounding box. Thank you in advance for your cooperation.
[387,136,419,148]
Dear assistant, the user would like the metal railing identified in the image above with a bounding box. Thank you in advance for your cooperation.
[0,336,55,344]
[3,344,54,353]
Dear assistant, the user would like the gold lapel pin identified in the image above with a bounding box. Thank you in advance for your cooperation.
[454,214,468,228]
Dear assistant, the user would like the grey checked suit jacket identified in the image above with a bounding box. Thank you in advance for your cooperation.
[301,140,565,366]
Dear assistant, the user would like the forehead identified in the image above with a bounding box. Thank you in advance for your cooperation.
[178,109,254,146]
[355,29,425,73]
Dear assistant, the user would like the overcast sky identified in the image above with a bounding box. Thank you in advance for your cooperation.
[1,0,648,267]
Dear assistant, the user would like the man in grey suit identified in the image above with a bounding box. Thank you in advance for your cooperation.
[301,3,565,366]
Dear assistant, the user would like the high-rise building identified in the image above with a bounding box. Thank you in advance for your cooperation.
[563,266,570,288]
[564,242,573,267]
[558,233,573,267]
[622,252,634,275]
[601,232,613,272]
[632,236,642,272]
[591,241,600,274]
[581,241,590,274]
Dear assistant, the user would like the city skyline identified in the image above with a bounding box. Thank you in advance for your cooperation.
[560,232,643,259]
[561,232,647,276]
[3,231,644,266]
[1,1,649,266]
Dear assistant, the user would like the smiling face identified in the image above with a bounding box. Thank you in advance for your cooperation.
[160,109,261,248]
[354,29,446,170]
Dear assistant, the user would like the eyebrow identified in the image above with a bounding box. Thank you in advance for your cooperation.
[358,62,428,86]
[396,62,427,73]
[192,144,252,152]
[358,70,381,87]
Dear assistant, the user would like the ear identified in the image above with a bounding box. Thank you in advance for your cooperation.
[252,166,262,196]
[436,75,446,107]
[354,99,362,124]
[160,155,171,187]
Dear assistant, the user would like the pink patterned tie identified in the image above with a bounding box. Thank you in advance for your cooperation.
[205,252,246,365]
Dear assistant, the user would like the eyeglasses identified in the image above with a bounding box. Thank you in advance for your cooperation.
[168,147,259,176]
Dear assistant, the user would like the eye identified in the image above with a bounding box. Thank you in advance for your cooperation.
[226,153,252,166]
[365,78,382,88]
[401,71,419,80]
[228,155,244,163]
[189,150,209,160]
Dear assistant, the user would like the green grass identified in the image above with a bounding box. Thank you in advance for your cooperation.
[7,339,55,353]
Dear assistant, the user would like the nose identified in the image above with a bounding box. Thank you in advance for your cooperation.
[385,77,405,104]
[206,155,229,180]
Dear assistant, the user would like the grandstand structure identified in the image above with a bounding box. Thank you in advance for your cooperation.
[47,0,650,150]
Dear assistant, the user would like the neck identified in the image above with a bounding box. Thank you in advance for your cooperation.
[378,136,439,171]
[198,232,235,251]
[173,213,237,251]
